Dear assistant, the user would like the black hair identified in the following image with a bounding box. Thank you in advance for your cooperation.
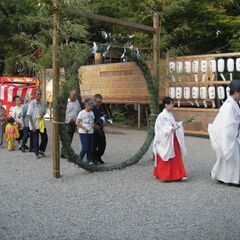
[162,96,174,106]
[7,117,15,124]
[13,95,20,101]
[229,89,240,96]
[94,94,103,100]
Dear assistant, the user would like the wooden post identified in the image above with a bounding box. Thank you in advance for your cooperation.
[41,68,47,103]
[95,53,103,64]
[144,105,149,127]
[51,0,60,178]
[137,104,141,128]
[153,13,160,103]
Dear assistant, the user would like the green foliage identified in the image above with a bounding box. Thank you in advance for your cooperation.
[111,106,127,123]
[0,0,39,74]
[0,0,91,75]
[1,0,240,75]
[86,0,240,56]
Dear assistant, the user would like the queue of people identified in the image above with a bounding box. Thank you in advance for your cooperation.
[0,88,107,164]
[0,89,48,159]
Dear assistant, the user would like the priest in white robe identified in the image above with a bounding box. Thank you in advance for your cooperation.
[209,80,240,185]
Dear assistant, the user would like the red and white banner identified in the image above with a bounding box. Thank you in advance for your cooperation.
[0,84,38,117]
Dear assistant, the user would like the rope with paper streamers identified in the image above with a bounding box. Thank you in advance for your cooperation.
[58,43,159,172]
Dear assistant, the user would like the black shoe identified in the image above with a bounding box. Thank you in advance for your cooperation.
[39,151,46,157]
[228,183,240,187]
[21,148,26,153]
[60,154,67,159]
[217,180,225,184]
[98,158,105,164]
[24,145,29,150]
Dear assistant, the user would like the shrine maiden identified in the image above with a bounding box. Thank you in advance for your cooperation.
[209,80,240,186]
[153,97,187,181]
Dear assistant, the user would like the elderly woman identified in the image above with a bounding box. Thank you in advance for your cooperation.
[76,99,95,165]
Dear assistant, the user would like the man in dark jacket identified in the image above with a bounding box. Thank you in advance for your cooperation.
[92,94,106,164]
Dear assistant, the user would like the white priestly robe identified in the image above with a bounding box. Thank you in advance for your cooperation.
[208,96,240,184]
[152,109,186,165]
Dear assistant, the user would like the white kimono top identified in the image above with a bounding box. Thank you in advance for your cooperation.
[208,96,240,161]
[152,109,186,163]
[208,96,240,184]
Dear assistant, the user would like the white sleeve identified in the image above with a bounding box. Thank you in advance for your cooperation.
[77,111,83,120]
[66,102,71,113]
[11,107,16,118]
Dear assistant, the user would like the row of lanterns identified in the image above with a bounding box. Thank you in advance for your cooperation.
[169,86,229,108]
[169,58,240,82]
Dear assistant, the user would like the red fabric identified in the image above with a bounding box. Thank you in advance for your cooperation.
[0,84,37,117]
[153,135,187,181]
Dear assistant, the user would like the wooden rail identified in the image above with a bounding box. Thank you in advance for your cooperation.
[66,9,156,33]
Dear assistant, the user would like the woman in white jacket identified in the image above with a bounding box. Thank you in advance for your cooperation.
[153,97,187,181]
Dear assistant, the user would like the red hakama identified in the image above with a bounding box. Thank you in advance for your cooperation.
[153,134,187,181]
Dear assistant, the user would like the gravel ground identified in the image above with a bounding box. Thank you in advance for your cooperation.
[0,123,240,240]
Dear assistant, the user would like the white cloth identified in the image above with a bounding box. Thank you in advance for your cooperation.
[209,96,240,184]
[65,99,81,123]
[77,110,95,134]
[152,109,186,163]
[27,99,45,130]
[11,105,23,126]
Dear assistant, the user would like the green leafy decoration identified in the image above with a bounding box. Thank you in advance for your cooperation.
[58,45,159,172]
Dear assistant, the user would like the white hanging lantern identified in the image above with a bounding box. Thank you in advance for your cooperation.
[217,58,226,81]
[209,59,217,81]
[192,87,200,107]
[169,87,175,99]
[208,86,216,108]
[236,58,240,72]
[200,60,208,82]
[184,87,194,106]
[169,62,176,82]
[192,61,199,82]
[184,87,190,99]
[227,58,234,81]
[200,87,208,108]
[184,61,191,74]
[217,86,225,102]
[176,87,182,107]
[177,62,183,82]
[184,61,191,82]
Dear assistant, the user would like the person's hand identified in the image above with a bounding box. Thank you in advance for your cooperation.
[85,129,89,134]
[70,119,75,124]
[32,126,36,132]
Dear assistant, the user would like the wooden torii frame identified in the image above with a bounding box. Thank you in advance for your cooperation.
[52,0,160,178]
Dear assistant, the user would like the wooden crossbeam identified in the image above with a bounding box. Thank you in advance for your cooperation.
[66,9,156,33]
